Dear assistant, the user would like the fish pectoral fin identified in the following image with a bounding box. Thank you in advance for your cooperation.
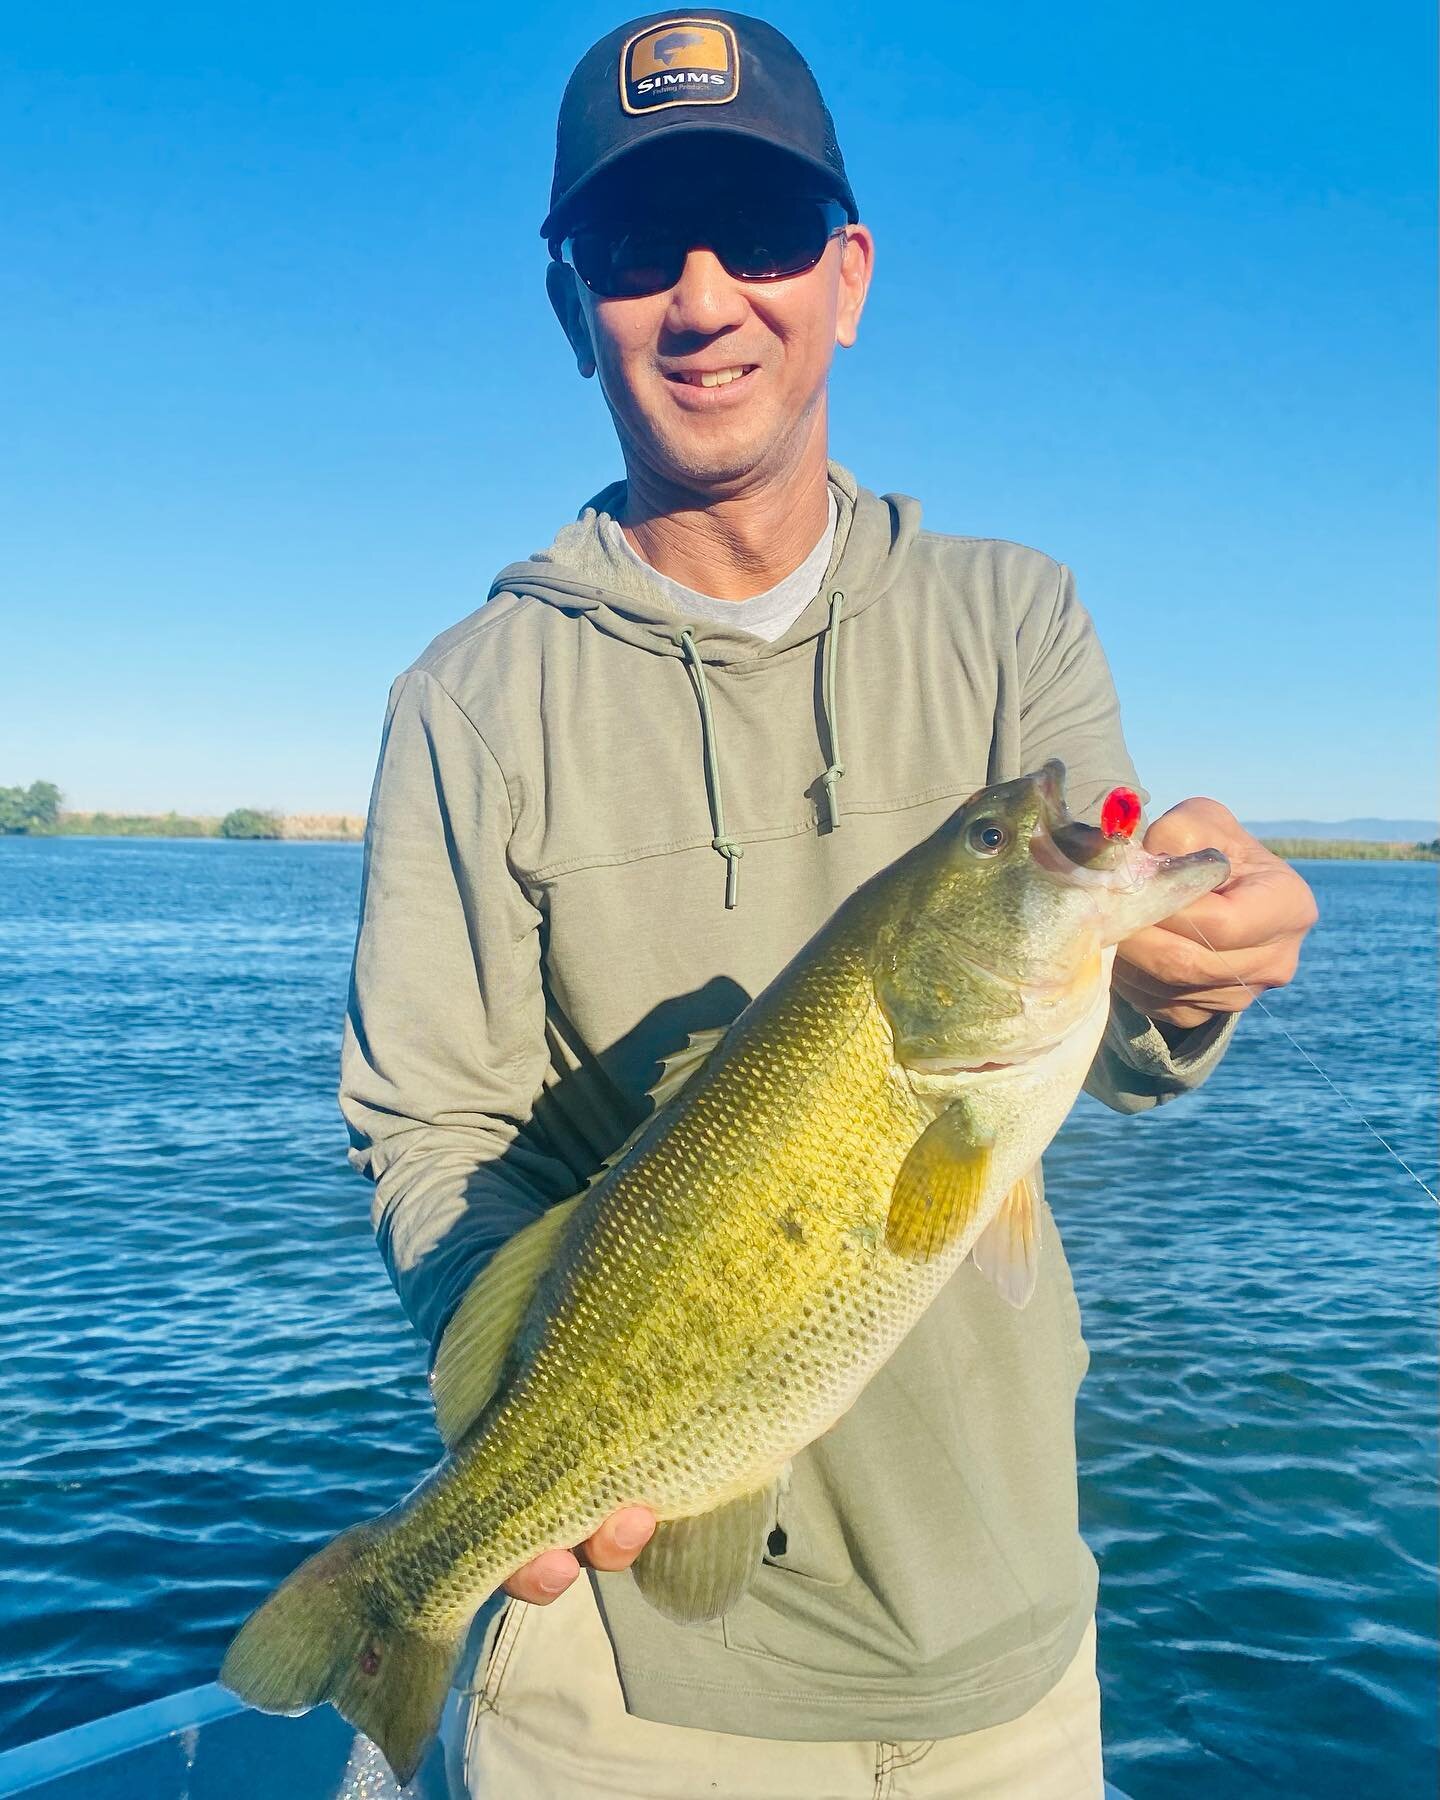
[886,1105,993,1263]
[631,1481,777,1624]
[429,1195,584,1450]
[970,1168,1042,1307]
[647,1026,728,1113]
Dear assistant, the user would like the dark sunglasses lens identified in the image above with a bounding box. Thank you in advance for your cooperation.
[715,202,832,279]
[570,228,683,298]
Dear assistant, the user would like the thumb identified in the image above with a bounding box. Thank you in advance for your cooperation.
[1142,796,1245,864]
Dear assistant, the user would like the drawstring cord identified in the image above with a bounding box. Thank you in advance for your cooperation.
[676,591,846,908]
[677,628,743,909]
[819,589,846,829]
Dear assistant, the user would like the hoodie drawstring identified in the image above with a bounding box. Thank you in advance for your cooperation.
[676,590,846,911]
[819,589,846,830]
[677,629,743,909]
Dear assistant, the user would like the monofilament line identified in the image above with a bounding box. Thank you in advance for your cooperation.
[1186,921,1439,1207]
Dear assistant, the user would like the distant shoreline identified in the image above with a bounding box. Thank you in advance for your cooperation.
[9,815,1436,860]
[45,811,366,842]
[1258,838,1438,862]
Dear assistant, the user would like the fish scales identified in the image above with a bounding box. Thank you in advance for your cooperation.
[385,927,927,1614]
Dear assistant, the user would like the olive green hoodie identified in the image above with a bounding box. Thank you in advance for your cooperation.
[339,461,1234,1742]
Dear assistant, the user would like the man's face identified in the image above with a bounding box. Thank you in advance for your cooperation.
[548,145,873,494]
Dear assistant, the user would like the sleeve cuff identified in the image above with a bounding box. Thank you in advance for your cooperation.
[1084,992,1239,1115]
[1107,991,1238,1087]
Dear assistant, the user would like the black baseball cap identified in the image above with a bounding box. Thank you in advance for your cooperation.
[541,10,858,245]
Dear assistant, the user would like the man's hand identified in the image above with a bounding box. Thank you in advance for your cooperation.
[502,1506,656,1604]
[1113,798,1318,1033]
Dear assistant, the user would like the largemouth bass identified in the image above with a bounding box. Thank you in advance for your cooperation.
[220,760,1227,1781]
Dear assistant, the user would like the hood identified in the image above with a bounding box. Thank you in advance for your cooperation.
[487,461,921,668]
[487,462,922,912]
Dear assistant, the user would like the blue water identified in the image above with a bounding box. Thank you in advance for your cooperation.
[1,840,1435,1796]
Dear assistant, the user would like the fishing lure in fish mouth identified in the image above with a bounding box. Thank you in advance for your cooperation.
[1101,786,1142,840]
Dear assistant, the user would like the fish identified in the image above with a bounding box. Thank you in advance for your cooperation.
[219,759,1228,1783]
[652,28,706,65]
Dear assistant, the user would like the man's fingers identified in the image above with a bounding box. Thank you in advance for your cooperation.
[1186,865,1316,953]
[1141,794,1242,860]
[1117,796,1317,1026]
[499,1507,656,1603]
[503,1549,581,1604]
[574,1506,657,1572]
[501,1506,657,1601]
[1112,963,1259,1018]
[1116,925,1280,995]
[1140,801,1319,952]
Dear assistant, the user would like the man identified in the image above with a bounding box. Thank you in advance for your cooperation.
[340,12,1317,1796]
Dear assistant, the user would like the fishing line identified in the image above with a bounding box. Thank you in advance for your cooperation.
[1181,917,1439,1208]
[1103,813,1438,1207]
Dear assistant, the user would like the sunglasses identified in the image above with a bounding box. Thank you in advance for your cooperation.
[558,197,850,300]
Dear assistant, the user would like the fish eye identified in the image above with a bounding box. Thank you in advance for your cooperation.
[967,818,1009,857]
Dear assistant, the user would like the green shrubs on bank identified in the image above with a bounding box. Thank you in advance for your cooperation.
[0,781,62,833]
[219,807,282,840]
[56,810,216,837]
[1260,838,1440,862]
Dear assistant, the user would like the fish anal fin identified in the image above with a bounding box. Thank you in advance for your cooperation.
[632,1480,776,1624]
[886,1106,993,1263]
[429,1195,583,1449]
[970,1168,1042,1307]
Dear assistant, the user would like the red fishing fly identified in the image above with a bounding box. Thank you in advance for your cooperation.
[1100,786,1142,840]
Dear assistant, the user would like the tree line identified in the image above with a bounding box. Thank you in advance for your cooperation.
[0,782,283,839]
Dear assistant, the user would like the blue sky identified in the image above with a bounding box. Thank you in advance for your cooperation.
[1,0,1433,819]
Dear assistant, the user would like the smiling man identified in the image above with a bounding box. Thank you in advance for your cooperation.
[340,11,1316,1797]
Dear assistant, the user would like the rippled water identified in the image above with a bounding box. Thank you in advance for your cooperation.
[1,840,1435,1795]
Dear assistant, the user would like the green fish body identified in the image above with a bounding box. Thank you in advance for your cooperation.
[220,762,1227,1782]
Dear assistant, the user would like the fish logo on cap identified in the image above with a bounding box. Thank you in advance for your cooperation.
[621,17,739,114]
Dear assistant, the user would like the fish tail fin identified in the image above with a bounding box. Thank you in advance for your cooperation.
[219,1519,465,1785]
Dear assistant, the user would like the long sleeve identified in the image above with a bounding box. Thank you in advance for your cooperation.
[1017,562,1237,1114]
[340,669,579,1357]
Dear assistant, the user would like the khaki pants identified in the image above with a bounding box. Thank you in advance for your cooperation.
[441,1575,1103,1799]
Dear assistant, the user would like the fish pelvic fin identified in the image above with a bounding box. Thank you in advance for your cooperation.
[632,1480,778,1623]
[219,1519,466,1788]
[886,1103,993,1263]
[970,1167,1042,1307]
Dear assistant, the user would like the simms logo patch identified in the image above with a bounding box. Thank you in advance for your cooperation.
[621,19,739,114]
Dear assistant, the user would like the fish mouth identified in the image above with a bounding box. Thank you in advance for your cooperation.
[907,1038,1055,1076]
[1028,759,1226,895]
[902,962,1112,1077]
[1029,760,1137,890]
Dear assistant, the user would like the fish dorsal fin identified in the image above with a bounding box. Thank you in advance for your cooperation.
[886,1102,993,1263]
[430,1195,583,1449]
[647,1026,727,1113]
[970,1168,1042,1307]
[580,1027,731,1197]
[631,1479,778,1624]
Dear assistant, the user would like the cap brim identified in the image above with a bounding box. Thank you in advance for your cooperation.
[540,122,858,243]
